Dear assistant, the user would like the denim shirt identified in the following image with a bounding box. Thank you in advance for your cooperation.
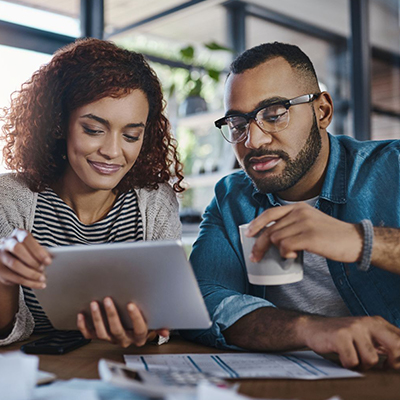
[181,133,400,349]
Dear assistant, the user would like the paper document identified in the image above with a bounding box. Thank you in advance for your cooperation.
[37,370,57,385]
[125,351,362,380]
[33,379,133,400]
[0,351,38,400]
[168,384,342,400]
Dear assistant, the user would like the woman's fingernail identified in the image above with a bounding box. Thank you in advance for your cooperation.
[39,275,46,282]
[91,302,98,311]
[44,256,52,264]
[128,303,135,312]
[41,283,46,289]
[104,298,112,307]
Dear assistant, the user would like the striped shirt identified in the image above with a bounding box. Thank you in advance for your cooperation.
[23,188,144,333]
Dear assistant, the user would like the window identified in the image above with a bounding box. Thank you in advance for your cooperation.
[0,44,51,173]
[0,0,80,36]
[370,0,400,140]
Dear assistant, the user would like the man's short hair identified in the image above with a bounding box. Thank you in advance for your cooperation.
[230,42,319,88]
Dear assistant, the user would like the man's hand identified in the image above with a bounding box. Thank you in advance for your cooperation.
[299,315,400,370]
[245,203,363,263]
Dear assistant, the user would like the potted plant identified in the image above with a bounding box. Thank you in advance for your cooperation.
[172,41,232,116]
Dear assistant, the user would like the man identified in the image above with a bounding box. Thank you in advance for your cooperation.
[181,42,400,370]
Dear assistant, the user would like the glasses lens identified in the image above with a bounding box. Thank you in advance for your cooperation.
[257,104,289,133]
[220,116,248,143]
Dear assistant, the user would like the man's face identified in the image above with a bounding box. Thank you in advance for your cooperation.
[225,57,322,195]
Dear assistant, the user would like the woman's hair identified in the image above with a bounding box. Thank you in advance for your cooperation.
[0,38,184,192]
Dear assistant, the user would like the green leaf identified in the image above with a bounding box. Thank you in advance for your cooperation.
[168,82,176,97]
[188,78,203,96]
[204,41,232,52]
[180,45,195,60]
[185,72,193,84]
[207,69,220,82]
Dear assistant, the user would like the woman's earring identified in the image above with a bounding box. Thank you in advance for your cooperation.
[62,154,67,160]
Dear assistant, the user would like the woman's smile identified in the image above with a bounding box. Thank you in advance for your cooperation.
[87,160,123,175]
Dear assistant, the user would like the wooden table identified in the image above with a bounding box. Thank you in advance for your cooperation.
[2,335,399,400]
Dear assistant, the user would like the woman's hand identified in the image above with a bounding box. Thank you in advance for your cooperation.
[0,229,52,288]
[77,297,169,348]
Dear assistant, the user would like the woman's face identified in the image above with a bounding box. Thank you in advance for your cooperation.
[65,90,149,193]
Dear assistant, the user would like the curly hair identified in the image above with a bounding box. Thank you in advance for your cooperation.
[0,38,184,193]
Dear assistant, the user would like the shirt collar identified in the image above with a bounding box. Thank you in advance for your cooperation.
[250,133,347,206]
[319,133,347,204]
[251,185,281,207]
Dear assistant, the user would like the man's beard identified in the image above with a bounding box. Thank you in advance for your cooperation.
[243,114,322,194]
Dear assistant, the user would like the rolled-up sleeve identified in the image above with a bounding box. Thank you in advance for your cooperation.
[180,196,273,349]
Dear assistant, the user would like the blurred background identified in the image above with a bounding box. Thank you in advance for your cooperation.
[0,0,399,243]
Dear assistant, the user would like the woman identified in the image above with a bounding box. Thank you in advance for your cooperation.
[0,38,184,347]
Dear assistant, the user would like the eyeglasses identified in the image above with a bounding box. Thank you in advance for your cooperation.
[214,93,321,144]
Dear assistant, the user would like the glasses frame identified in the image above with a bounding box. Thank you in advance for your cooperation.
[214,92,321,144]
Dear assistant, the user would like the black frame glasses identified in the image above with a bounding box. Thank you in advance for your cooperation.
[214,93,321,144]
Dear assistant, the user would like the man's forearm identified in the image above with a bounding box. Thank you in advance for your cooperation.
[223,306,400,370]
[371,227,400,274]
[223,306,312,351]
[0,284,19,338]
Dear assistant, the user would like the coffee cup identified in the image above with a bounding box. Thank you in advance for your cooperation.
[239,223,303,285]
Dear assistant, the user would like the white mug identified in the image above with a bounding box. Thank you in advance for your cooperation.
[239,223,303,285]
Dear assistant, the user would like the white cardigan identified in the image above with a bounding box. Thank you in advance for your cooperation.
[0,173,182,346]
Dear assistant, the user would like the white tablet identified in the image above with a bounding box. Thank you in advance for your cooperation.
[33,240,211,331]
